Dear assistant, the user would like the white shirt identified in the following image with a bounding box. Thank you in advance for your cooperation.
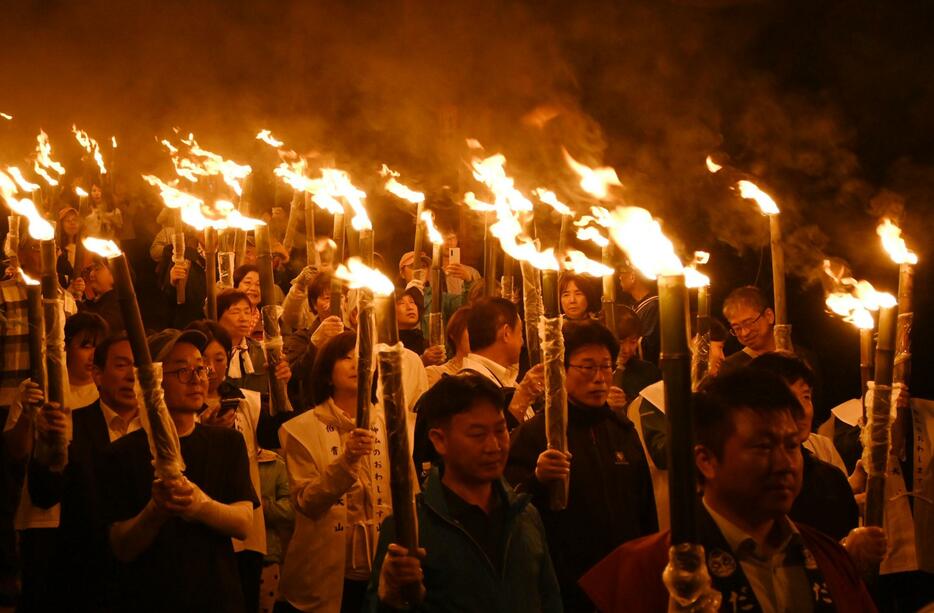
[66,381,99,411]
[803,432,847,475]
[99,400,141,443]
[460,353,519,389]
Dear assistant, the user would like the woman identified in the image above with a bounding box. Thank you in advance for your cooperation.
[83,183,123,241]
[611,305,662,404]
[217,289,291,395]
[186,319,268,613]
[426,305,471,387]
[56,207,86,299]
[278,332,391,612]
[63,312,109,409]
[559,273,599,321]
[234,264,264,340]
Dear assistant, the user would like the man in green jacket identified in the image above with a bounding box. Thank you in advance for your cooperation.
[366,373,562,612]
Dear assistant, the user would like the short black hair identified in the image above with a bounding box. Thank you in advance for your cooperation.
[709,318,728,343]
[466,298,519,352]
[748,351,816,389]
[412,372,505,466]
[185,320,233,355]
[614,305,643,340]
[563,320,620,366]
[217,289,252,320]
[93,333,130,369]
[65,311,109,345]
[558,272,599,315]
[310,331,357,406]
[233,264,259,288]
[308,273,332,313]
[693,367,802,460]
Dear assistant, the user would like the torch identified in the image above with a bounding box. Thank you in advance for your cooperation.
[255,225,293,416]
[171,211,187,305]
[83,237,185,480]
[865,304,896,529]
[381,165,426,281]
[541,260,569,511]
[602,243,617,337]
[281,190,303,254]
[336,260,379,430]
[330,209,346,319]
[608,206,715,609]
[420,211,446,350]
[483,212,498,297]
[520,260,544,367]
[204,227,218,319]
[304,192,320,268]
[689,252,711,390]
[737,181,792,352]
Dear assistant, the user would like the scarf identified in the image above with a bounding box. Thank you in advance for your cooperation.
[228,338,255,379]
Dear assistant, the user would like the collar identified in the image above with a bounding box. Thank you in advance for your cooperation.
[99,399,138,428]
[312,398,356,432]
[703,499,800,561]
[462,353,518,388]
[422,466,528,522]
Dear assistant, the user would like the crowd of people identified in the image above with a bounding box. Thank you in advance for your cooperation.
[0,181,931,613]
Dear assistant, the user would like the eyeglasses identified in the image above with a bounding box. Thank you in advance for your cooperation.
[729,309,767,336]
[164,366,211,383]
[568,363,615,378]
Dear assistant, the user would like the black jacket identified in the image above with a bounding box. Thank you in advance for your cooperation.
[158,240,207,329]
[790,448,859,541]
[506,400,658,612]
[28,401,119,611]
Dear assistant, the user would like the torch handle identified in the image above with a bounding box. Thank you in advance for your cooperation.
[304,193,319,267]
[865,305,897,529]
[356,296,375,429]
[893,263,913,388]
[412,202,426,282]
[540,315,569,511]
[255,226,278,311]
[204,228,218,321]
[520,261,543,367]
[172,222,187,305]
[282,191,303,253]
[483,213,497,297]
[39,240,65,407]
[261,306,293,416]
[768,216,792,351]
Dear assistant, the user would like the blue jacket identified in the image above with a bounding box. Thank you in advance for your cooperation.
[366,467,563,612]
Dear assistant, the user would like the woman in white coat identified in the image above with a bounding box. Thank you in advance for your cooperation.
[278,331,392,613]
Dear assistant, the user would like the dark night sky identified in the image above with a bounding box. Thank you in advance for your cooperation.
[1,0,933,413]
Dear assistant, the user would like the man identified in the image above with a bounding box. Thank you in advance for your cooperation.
[579,368,877,613]
[78,260,126,334]
[459,297,543,427]
[99,329,257,612]
[507,320,657,612]
[28,334,142,611]
[366,373,562,612]
[159,230,207,328]
[619,262,659,365]
[440,230,481,296]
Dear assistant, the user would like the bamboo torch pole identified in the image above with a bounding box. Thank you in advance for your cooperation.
[540,266,569,510]
[601,243,617,338]
[692,283,711,390]
[768,214,792,351]
[355,231,376,429]
[412,200,427,282]
[483,212,497,297]
[204,227,218,320]
[521,260,544,367]
[860,327,874,402]
[865,304,897,529]
[330,211,346,319]
[84,238,185,480]
[304,193,320,268]
[281,190,303,254]
[255,225,293,416]
[172,211,187,304]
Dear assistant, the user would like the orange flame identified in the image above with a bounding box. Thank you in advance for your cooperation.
[694,250,710,265]
[575,226,609,248]
[34,130,65,186]
[5,167,40,193]
[533,188,573,216]
[564,250,613,277]
[317,169,370,231]
[142,175,263,231]
[0,113,11,120]
[420,210,444,245]
[463,191,497,212]
[705,156,722,173]
[163,133,252,196]
[876,218,917,265]
[72,125,108,175]
[334,257,394,296]
[0,171,54,240]
[75,186,88,198]
[256,129,284,148]
[822,260,895,329]
[737,180,779,215]
[111,136,118,148]
[19,270,39,286]
[380,165,425,204]
[562,149,621,200]
[82,237,122,258]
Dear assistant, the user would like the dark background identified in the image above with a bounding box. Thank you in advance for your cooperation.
[1,0,933,421]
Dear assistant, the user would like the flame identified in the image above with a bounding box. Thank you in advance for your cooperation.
[463,191,496,212]
[82,236,122,258]
[684,267,711,288]
[143,175,263,231]
[737,180,779,215]
[420,211,444,245]
[380,165,425,204]
[274,159,313,193]
[562,149,621,200]
[694,250,710,265]
[471,154,532,213]
[256,129,284,148]
[0,171,54,240]
[142,175,203,210]
[876,218,918,265]
[564,250,613,277]
[576,226,609,248]
[823,260,896,329]
[605,207,706,286]
[33,130,66,186]
[334,257,394,296]
[465,138,483,150]
[274,162,369,228]
[111,136,118,148]
[0,112,11,120]
[19,270,39,286]
[705,156,722,173]
[75,186,88,198]
[72,125,108,175]
[5,167,40,193]
[162,133,252,196]
[533,188,573,216]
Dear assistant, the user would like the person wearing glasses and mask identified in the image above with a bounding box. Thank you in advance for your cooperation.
[99,328,258,613]
[506,320,658,612]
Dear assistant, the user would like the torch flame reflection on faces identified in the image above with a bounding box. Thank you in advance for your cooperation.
[876,218,918,265]
[737,180,780,215]
[381,165,425,204]
[335,257,394,297]
[82,237,122,258]
[562,149,621,200]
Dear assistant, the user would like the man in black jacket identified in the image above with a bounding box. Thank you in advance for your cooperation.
[28,333,141,611]
[506,320,658,612]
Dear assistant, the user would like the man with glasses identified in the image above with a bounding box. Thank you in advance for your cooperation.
[720,285,780,373]
[507,320,658,612]
[100,329,257,612]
